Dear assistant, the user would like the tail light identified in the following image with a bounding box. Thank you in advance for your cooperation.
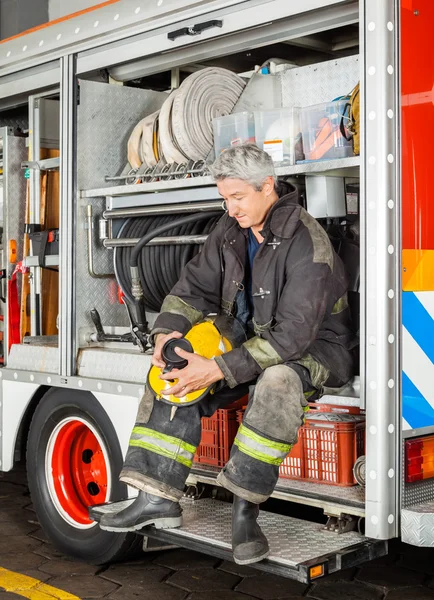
[406,435,434,483]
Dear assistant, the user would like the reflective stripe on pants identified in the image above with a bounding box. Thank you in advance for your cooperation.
[130,426,196,468]
[234,423,292,466]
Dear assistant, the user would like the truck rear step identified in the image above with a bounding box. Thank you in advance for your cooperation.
[90,498,386,583]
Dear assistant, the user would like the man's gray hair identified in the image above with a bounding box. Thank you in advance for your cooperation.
[209,143,276,191]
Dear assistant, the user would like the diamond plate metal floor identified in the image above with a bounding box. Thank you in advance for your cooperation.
[91,497,366,571]
[169,498,364,568]
[402,501,434,547]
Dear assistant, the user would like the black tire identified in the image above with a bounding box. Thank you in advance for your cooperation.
[27,387,143,564]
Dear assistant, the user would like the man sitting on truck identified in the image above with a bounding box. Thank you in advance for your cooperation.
[98,144,354,565]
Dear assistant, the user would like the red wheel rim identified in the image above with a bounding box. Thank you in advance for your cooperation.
[49,418,109,526]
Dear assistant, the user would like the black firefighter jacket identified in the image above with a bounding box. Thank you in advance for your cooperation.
[151,182,355,389]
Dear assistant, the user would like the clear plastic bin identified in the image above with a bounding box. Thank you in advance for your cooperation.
[254,108,301,165]
[212,112,255,156]
[300,100,353,161]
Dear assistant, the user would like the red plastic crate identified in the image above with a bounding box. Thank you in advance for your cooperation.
[235,406,365,487]
[280,412,366,486]
[194,397,246,468]
[196,403,365,486]
[309,402,364,415]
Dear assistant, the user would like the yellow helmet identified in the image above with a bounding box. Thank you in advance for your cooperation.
[147,320,232,406]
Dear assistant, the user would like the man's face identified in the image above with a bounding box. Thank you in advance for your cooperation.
[216,177,275,230]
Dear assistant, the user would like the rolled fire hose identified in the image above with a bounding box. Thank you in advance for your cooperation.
[127,67,246,169]
[127,110,160,169]
[158,91,189,165]
[170,67,245,161]
[114,213,221,312]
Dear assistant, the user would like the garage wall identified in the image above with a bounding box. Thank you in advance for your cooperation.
[0,0,48,39]
[49,0,99,20]
[0,0,102,40]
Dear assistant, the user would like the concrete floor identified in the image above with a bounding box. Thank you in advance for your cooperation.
[0,469,434,600]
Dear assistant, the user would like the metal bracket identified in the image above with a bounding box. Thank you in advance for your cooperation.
[21,157,60,171]
[324,513,358,535]
[105,159,209,184]
[88,306,150,353]
[168,20,223,41]
[184,483,207,501]
[86,204,115,279]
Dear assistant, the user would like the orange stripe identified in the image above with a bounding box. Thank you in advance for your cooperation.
[0,0,120,45]
[403,249,434,292]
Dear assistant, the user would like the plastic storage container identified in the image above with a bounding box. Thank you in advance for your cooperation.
[194,398,246,468]
[279,412,365,486]
[236,407,365,486]
[299,99,353,161]
[213,112,255,156]
[197,404,365,486]
[254,107,301,164]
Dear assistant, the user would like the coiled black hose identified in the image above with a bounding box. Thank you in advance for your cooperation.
[114,212,222,312]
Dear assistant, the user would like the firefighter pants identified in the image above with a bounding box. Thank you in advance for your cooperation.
[120,362,323,503]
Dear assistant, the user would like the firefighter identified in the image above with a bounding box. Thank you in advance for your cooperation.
[98,144,354,565]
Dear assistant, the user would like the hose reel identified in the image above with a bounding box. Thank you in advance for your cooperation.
[114,211,221,313]
[90,210,222,357]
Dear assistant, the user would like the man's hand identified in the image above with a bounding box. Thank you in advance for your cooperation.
[151,331,183,368]
[159,347,224,397]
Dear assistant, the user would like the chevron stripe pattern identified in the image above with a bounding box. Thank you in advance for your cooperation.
[402,292,434,430]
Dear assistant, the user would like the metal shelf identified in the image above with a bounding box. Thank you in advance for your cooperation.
[188,465,365,517]
[275,155,360,177]
[82,175,215,198]
[81,156,360,198]
[24,255,59,267]
[22,157,60,171]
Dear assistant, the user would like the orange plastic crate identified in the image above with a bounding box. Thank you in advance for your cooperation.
[194,398,246,468]
[235,406,365,486]
[280,412,365,486]
[309,402,364,415]
[196,404,365,486]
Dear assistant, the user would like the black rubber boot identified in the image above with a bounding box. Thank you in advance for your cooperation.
[232,496,270,565]
[99,491,182,532]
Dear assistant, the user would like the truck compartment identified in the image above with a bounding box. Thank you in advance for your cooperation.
[0,7,372,573]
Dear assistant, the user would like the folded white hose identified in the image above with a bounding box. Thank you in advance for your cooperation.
[159,91,189,165]
[127,118,145,170]
[127,110,160,169]
[140,110,160,167]
[127,67,246,168]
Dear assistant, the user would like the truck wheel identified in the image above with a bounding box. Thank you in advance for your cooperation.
[27,387,142,564]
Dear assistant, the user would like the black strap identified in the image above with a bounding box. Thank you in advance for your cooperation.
[24,223,42,234]
[37,230,49,267]
[340,101,352,141]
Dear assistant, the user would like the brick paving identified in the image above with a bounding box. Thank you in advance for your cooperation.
[1,469,434,599]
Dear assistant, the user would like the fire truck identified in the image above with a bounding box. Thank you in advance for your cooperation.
[0,0,432,584]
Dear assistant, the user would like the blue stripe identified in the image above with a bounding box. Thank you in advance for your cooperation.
[402,372,434,428]
[402,292,434,364]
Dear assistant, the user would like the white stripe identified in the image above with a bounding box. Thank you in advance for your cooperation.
[402,418,411,431]
[415,291,434,319]
[403,326,434,408]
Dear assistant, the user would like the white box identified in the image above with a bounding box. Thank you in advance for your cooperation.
[305,175,347,218]
[254,107,300,165]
